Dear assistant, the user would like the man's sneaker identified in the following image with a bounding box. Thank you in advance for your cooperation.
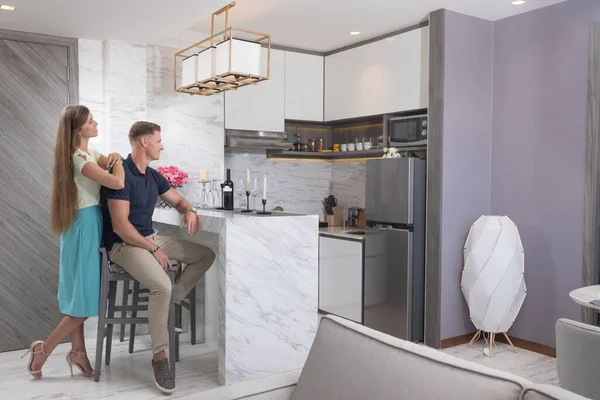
[151,358,176,394]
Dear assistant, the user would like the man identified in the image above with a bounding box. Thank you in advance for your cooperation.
[102,121,215,394]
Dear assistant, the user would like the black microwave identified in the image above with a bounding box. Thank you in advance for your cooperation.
[383,113,428,147]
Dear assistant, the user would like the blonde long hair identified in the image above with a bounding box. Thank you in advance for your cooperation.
[50,105,90,234]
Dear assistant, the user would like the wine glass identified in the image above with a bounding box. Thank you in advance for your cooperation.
[211,179,221,208]
[236,178,246,210]
[251,178,261,210]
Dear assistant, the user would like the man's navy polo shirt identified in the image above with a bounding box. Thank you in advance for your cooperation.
[102,154,170,250]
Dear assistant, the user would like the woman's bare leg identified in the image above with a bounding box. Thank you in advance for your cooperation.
[29,316,86,379]
[68,322,93,374]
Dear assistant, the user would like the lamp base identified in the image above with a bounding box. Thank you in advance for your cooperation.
[256,211,272,215]
[466,330,516,357]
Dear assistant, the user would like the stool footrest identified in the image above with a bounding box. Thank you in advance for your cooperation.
[112,305,148,312]
[104,317,149,325]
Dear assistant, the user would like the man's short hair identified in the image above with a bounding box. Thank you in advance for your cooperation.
[129,121,161,141]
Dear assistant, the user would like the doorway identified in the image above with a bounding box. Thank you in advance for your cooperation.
[0,29,78,352]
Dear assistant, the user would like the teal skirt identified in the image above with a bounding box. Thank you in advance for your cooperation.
[57,205,102,317]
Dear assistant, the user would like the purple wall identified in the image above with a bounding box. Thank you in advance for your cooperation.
[490,0,600,347]
[440,11,494,340]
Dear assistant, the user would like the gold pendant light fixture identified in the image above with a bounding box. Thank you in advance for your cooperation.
[174,2,271,96]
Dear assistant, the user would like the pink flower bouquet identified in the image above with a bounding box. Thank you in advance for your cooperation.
[156,166,189,188]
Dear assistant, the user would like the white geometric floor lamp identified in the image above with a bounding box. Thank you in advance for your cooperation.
[461,216,527,357]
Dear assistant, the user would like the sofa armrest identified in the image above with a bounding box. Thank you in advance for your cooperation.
[521,384,592,400]
[556,318,600,399]
[181,369,301,400]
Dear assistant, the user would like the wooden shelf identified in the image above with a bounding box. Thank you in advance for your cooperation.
[266,149,385,160]
[266,142,428,161]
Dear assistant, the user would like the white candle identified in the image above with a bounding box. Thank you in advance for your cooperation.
[245,169,250,192]
[199,169,208,181]
[262,175,267,200]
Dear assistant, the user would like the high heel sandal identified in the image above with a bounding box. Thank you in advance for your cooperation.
[21,340,48,379]
[66,350,94,378]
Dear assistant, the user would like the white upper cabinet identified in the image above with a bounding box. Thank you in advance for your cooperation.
[284,52,324,121]
[325,40,384,121]
[225,48,285,132]
[381,26,429,114]
[224,26,430,130]
[325,26,429,121]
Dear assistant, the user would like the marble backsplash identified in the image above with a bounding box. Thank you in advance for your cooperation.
[224,150,366,217]
[224,150,332,216]
[79,39,106,152]
[104,41,148,158]
[331,161,366,209]
[146,45,224,206]
[78,40,224,206]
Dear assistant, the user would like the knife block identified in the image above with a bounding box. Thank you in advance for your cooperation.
[326,207,343,226]
[357,211,366,229]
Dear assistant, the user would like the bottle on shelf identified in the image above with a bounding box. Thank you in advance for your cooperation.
[292,133,301,151]
[223,168,234,210]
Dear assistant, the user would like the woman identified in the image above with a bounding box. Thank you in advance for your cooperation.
[21,105,125,379]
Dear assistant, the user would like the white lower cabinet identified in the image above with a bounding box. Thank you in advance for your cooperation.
[318,235,363,323]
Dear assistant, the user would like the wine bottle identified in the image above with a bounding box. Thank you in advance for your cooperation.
[223,168,234,210]
[292,133,301,151]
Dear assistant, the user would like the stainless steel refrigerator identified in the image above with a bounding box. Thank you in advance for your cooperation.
[364,157,426,342]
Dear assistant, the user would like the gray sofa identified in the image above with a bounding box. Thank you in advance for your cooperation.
[557,318,600,399]
[191,315,588,400]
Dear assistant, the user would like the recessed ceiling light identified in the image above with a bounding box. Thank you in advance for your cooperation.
[511,0,525,5]
[0,4,16,11]
[349,31,361,36]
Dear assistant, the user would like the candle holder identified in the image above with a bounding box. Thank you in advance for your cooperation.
[197,180,211,209]
[256,199,272,215]
[241,191,252,212]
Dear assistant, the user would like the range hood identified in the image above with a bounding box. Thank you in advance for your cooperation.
[225,129,290,149]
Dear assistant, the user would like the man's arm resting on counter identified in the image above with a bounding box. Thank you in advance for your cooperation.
[160,188,199,235]
[107,199,156,251]
[160,187,193,214]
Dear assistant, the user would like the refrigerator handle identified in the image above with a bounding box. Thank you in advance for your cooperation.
[367,221,412,231]
[367,221,390,229]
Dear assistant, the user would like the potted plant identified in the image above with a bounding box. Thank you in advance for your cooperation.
[381,147,414,159]
[382,147,402,159]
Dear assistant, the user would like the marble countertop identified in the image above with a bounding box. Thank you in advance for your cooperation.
[154,207,317,237]
[153,207,309,226]
[319,226,365,241]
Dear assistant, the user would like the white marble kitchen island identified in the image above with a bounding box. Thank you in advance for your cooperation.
[152,208,318,386]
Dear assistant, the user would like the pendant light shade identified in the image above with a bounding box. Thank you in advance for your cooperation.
[215,39,261,76]
[174,2,270,96]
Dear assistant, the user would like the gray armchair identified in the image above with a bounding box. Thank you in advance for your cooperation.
[556,318,600,399]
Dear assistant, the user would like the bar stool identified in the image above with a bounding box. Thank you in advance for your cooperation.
[94,247,177,382]
[174,270,206,361]
[128,264,206,361]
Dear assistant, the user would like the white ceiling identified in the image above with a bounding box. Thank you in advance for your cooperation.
[0,0,567,52]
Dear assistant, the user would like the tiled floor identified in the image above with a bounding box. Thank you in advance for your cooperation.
[0,329,559,400]
[443,340,558,385]
[0,334,220,400]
